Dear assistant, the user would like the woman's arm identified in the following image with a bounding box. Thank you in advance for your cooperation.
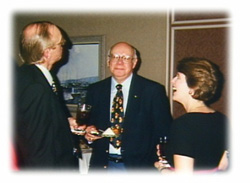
[174,154,194,173]
[218,150,229,171]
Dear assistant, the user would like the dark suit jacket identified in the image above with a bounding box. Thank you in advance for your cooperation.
[86,74,172,171]
[14,64,77,170]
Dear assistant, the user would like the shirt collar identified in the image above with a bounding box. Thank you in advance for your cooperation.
[111,73,133,91]
[35,64,54,85]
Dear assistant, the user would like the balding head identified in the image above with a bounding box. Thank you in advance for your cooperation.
[19,21,64,65]
[108,42,137,60]
[107,42,138,83]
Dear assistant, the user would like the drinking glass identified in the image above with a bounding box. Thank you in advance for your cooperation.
[76,103,92,126]
[71,103,92,135]
[159,136,170,166]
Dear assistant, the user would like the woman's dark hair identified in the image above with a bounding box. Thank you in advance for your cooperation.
[177,57,224,103]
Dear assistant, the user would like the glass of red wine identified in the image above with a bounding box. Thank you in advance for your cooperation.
[71,103,92,135]
[73,103,92,156]
[159,136,170,167]
[76,103,92,126]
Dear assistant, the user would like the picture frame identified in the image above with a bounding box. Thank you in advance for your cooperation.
[56,35,105,105]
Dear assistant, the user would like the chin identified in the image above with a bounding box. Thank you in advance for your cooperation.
[114,71,126,77]
[172,96,178,102]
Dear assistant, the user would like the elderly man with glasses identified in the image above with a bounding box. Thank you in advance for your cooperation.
[14,21,78,170]
[84,42,173,172]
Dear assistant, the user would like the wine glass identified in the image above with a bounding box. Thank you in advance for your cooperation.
[159,136,170,167]
[73,103,92,157]
[76,103,92,126]
[71,103,92,135]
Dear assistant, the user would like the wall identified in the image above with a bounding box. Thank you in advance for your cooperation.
[167,11,230,118]
[13,11,230,117]
[13,12,168,86]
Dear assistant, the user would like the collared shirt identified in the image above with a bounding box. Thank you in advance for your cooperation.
[109,74,133,155]
[35,64,54,86]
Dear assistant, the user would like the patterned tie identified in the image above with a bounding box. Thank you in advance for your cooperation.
[110,84,124,148]
[51,81,58,95]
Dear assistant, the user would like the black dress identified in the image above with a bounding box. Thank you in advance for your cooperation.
[166,112,228,170]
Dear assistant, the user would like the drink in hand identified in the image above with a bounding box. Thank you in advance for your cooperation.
[159,136,170,166]
[71,104,92,135]
[76,104,92,126]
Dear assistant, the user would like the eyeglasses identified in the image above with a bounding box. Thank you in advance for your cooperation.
[50,39,66,49]
[109,54,134,64]
[57,39,66,46]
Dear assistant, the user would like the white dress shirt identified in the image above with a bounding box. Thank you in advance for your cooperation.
[109,74,133,155]
[35,64,54,86]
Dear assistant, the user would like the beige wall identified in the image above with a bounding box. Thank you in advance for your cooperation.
[13,12,168,86]
[13,11,230,117]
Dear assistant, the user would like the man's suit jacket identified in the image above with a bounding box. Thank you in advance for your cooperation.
[86,74,172,170]
[14,64,76,169]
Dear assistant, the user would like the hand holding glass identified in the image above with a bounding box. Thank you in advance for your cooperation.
[159,136,171,167]
[71,104,92,135]
[76,103,92,125]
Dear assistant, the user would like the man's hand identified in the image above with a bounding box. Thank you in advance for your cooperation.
[68,117,86,135]
[84,125,103,142]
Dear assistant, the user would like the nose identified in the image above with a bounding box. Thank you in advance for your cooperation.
[171,77,176,84]
[116,58,125,64]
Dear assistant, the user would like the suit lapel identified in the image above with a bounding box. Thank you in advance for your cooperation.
[99,77,112,128]
[103,77,112,113]
[31,65,54,92]
[125,75,142,124]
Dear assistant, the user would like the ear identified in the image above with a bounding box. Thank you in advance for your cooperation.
[188,89,195,96]
[107,59,110,67]
[43,48,51,60]
[132,58,138,69]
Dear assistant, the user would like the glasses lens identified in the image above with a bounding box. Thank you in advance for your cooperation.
[110,54,133,63]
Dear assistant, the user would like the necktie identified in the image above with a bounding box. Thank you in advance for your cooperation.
[110,84,124,148]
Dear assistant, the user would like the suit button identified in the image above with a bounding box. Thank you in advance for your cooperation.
[104,166,107,169]
[106,150,109,153]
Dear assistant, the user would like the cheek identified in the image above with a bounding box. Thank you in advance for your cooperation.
[59,46,63,52]
[174,83,188,95]
[58,48,63,56]
[127,64,135,71]
[108,64,115,71]
[179,84,189,95]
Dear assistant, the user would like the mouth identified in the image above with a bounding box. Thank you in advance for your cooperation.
[172,87,177,93]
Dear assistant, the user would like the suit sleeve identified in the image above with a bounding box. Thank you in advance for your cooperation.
[17,83,56,166]
[85,85,94,125]
[151,84,173,141]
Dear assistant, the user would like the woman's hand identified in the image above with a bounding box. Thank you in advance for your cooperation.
[154,144,173,174]
[154,161,173,174]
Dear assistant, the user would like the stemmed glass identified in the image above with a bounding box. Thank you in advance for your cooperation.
[72,103,92,158]
[159,136,171,167]
[76,103,92,126]
[71,103,92,135]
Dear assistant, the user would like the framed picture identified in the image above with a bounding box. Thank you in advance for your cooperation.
[56,36,105,105]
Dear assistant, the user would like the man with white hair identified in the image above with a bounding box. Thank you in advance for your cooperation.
[14,21,78,170]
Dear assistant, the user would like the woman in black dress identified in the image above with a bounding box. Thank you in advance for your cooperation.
[155,57,229,174]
